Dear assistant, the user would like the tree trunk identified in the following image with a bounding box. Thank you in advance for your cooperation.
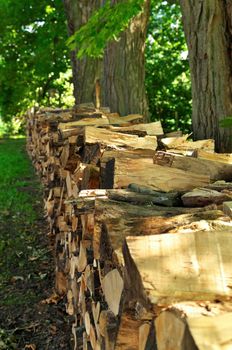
[103,0,150,119]
[62,0,102,105]
[180,0,232,152]
[63,0,150,119]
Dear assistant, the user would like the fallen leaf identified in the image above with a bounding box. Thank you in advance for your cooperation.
[41,291,62,305]
[11,276,24,283]
[49,324,57,335]
[25,344,36,350]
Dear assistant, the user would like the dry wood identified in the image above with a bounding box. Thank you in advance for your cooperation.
[223,201,232,218]
[85,126,157,150]
[107,113,144,125]
[114,312,142,350]
[93,196,227,262]
[161,135,214,152]
[107,121,163,136]
[155,310,198,350]
[27,108,232,350]
[101,269,124,316]
[110,157,210,192]
[123,230,232,307]
[197,149,232,164]
[182,188,232,207]
[155,302,232,350]
[154,150,232,181]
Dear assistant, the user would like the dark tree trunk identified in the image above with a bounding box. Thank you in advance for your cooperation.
[103,0,150,119]
[63,0,150,119]
[180,0,232,152]
[63,0,102,105]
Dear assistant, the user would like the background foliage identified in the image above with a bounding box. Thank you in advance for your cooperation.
[146,1,191,132]
[0,0,73,125]
[0,0,192,135]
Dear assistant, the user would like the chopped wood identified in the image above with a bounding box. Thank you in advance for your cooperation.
[161,135,215,152]
[154,150,232,181]
[123,230,232,307]
[85,126,157,150]
[27,107,232,350]
[110,157,210,192]
[101,269,123,316]
[223,201,232,218]
[197,149,232,163]
[107,121,163,136]
[182,188,232,207]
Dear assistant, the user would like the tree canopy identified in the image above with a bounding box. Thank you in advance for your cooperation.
[0,0,72,123]
[0,0,191,136]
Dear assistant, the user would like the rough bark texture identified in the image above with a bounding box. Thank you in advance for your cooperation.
[63,0,150,119]
[103,0,150,119]
[63,0,102,104]
[180,0,232,152]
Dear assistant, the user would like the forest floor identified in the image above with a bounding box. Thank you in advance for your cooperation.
[0,138,73,350]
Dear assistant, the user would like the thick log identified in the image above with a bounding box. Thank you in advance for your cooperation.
[85,126,158,151]
[154,151,232,181]
[161,135,214,152]
[197,149,232,164]
[107,121,163,136]
[92,196,227,262]
[102,157,210,192]
[123,230,232,308]
[182,188,232,207]
[155,302,232,350]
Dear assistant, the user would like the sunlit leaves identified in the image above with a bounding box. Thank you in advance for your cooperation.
[145,1,192,132]
[0,0,70,122]
[67,0,144,58]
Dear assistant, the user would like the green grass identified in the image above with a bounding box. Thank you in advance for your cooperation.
[0,138,37,222]
[0,138,41,284]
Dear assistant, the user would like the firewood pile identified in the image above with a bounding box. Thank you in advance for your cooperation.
[27,104,232,350]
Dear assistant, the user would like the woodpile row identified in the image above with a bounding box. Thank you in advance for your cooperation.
[27,104,232,350]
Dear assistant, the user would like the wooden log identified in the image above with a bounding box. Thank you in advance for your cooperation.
[108,188,180,207]
[107,113,144,125]
[85,126,158,151]
[123,230,232,308]
[161,135,214,152]
[101,269,124,316]
[155,309,197,350]
[223,201,232,218]
[107,121,163,136]
[102,156,210,192]
[93,196,227,262]
[154,151,232,181]
[155,302,232,350]
[197,149,232,164]
[181,188,232,207]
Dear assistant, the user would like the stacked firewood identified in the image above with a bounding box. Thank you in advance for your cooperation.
[27,105,232,350]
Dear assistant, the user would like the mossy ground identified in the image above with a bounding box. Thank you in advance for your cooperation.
[0,138,72,349]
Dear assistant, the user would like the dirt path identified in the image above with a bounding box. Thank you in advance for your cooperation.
[0,139,72,349]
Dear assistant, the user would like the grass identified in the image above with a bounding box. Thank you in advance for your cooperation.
[0,138,72,349]
[0,138,42,286]
[0,138,37,222]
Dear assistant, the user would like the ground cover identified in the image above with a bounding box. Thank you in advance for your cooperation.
[0,138,72,349]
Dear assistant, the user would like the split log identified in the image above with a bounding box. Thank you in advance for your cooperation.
[123,230,232,308]
[91,196,228,262]
[223,201,232,218]
[85,126,158,151]
[101,156,210,192]
[196,149,232,163]
[154,151,232,181]
[155,302,232,350]
[181,188,232,207]
[107,121,163,136]
[161,135,214,152]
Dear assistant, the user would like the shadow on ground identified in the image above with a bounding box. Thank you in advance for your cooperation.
[0,139,73,349]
